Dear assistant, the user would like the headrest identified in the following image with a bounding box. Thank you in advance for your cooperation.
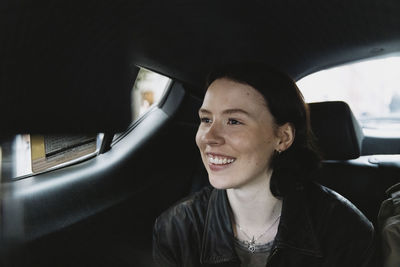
[309,101,364,160]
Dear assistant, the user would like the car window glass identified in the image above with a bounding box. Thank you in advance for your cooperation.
[111,67,172,144]
[131,67,172,121]
[0,134,103,180]
[297,56,400,137]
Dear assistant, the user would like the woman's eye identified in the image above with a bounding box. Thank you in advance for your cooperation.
[200,117,211,123]
[228,119,241,125]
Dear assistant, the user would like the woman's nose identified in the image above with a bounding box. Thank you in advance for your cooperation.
[203,122,224,145]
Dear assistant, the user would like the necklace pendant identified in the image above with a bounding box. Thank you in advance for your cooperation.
[247,237,256,253]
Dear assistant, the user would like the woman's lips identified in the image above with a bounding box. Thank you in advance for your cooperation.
[206,153,236,171]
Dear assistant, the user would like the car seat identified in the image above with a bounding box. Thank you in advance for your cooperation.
[378,182,400,267]
[309,101,400,228]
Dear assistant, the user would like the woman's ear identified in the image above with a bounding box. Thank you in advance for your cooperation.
[276,123,295,152]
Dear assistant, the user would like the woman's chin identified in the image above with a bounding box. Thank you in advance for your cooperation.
[208,175,236,190]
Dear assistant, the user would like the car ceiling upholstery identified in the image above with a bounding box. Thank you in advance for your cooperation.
[132,0,400,85]
[1,0,400,134]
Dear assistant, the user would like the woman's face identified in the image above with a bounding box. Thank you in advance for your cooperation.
[196,78,283,189]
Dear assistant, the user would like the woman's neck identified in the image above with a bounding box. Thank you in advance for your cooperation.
[227,170,282,243]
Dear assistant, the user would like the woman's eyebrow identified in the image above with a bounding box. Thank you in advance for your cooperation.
[198,108,211,114]
[222,108,250,116]
[198,108,251,116]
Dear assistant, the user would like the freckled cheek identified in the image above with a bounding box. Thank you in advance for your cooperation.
[236,137,274,166]
[227,137,253,160]
[262,138,273,146]
[228,132,260,149]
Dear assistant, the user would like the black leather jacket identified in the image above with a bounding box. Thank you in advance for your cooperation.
[153,183,376,267]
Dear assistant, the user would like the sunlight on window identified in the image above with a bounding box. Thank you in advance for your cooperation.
[131,68,172,121]
[298,56,400,137]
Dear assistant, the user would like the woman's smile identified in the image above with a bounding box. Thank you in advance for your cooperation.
[206,153,236,171]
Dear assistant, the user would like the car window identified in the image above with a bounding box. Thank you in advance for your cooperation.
[297,56,400,137]
[111,67,172,146]
[131,67,172,121]
[30,134,100,173]
[0,134,102,180]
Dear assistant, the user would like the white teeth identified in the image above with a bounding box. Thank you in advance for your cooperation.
[208,155,235,165]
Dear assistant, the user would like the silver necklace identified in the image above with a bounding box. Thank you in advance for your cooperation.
[236,215,281,253]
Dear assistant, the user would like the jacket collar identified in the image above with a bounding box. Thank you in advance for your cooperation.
[200,186,323,264]
[200,188,239,264]
[274,186,323,257]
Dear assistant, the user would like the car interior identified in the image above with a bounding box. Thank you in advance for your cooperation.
[1,0,400,266]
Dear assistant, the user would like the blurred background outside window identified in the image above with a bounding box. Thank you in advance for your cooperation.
[131,67,172,121]
[298,56,400,137]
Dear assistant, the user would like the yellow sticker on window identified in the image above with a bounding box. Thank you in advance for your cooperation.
[31,135,46,160]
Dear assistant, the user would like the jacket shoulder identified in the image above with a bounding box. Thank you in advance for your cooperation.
[305,182,375,264]
[153,186,213,266]
[153,186,213,245]
[312,183,372,227]
[307,183,373,231]
[156,186,213,227]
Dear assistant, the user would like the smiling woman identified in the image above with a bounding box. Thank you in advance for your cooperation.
[152,62,376,267]
[196,78,287,190]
